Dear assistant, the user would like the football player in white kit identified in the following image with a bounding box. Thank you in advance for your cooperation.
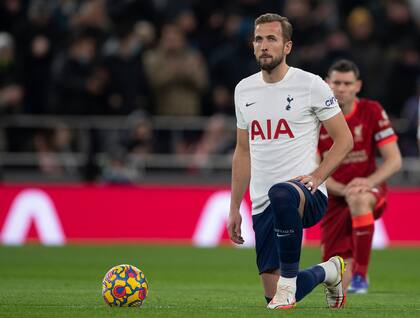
[227,13,354,309]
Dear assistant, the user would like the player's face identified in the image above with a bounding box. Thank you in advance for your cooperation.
[327,71,362,108]
[253,22,292,72]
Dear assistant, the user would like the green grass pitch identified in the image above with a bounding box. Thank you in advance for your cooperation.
[0,245,419,317]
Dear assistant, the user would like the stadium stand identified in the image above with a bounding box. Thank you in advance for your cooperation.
[0,0,419,184]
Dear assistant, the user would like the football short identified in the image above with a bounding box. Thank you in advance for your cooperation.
[252,181,328,274]
[320,185,387,261]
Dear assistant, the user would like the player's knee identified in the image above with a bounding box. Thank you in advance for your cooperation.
[268,183,300,210]
[345,192,372,211]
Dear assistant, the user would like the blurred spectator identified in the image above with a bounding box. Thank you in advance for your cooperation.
[400,77,420,156]
[122,111,155,156]
[0,0,27,36]
[377,0,419,49]
[17,0,61,114]
[189,114,235,171]
[51,29,108,114]
[383,40,420,117]
[69,0,111,51]
[143,23,208,116]
[33,122,77,176]
[0,0,419,180]
[283,0,329,73]
[174,8,199,47]
[314,29,351,77]
[235,0,282,18]
[0,32,23,114]
[101,111,153,183]
[100,149,139,184]
[208,13,258,94]
[106,0,159,26]
[346,7,384,100]
[52,0,80,31]
[0,32,25,154]
[195,8,226,60]
[134,20,157,52]
[408,0,420,25]
[103,24,150,114]
[210,85,235,116]
[418,102,420,156]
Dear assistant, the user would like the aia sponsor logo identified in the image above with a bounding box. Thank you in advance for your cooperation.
[251,119,294,140]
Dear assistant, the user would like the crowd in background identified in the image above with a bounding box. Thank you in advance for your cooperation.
[0,0,419,180]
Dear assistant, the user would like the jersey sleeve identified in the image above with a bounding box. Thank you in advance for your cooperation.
[310,76,341,121]
[234,84,248,130]
[371,102,398,147]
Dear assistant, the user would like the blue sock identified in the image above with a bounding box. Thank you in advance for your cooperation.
[264,266,326,303]
[296,265,326,301]
[268,183,303,278]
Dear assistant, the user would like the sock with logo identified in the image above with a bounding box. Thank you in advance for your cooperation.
[268,183,303,282]
[352,212,374,277]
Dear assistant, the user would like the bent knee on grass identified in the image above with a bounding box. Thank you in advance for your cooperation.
[345,192,376,215]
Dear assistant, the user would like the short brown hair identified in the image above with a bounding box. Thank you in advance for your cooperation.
[328,59,360,79]
[254,13,293,42]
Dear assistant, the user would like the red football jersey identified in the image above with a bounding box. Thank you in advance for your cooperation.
[318,98,398,186]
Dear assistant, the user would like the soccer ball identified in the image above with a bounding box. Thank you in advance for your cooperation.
[102,264,149,307]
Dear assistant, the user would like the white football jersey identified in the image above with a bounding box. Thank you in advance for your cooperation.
[234,67,341,215]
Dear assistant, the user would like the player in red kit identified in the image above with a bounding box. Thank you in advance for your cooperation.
[318,59,402,293]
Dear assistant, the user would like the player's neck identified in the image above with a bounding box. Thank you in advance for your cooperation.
[262,62,289,83]
[341,99,357,115]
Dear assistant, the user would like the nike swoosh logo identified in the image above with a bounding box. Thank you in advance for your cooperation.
[246,102,256,107]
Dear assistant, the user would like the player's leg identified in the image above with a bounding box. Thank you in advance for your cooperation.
[255,183,344,309]
[266,182,304,309]
[262,260,345,308]
[253,209,316,306]
[345,191,376,293]
[261,269,278,303]
[266,181,345,309]
[320,201,353,290]
[252,206,283,305]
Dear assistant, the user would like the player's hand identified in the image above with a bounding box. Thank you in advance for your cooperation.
[346,177,374,189]
[344,184,371,196]
[227,210,244,245]
[293,175,321,194]
[344,178,373,195]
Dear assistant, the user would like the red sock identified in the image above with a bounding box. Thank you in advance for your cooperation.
[352,212,375,278]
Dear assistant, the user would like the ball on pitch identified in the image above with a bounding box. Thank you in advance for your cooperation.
[102,264,149,307]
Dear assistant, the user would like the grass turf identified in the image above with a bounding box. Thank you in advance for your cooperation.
[0,245,419,317]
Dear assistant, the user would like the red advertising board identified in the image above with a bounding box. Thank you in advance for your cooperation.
[0,185,419,246]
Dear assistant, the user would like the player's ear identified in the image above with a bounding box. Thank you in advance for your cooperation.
[355,80,362,93]
[284,41,292,55]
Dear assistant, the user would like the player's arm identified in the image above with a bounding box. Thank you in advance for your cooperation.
[348,141,402,189]
[325,177,347,196]
[309,113,353,192]
[228,128,250,244]
[316,152,347,196]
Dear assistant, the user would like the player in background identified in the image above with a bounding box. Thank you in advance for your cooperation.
[318,59,402,293]
[227,13,353,310]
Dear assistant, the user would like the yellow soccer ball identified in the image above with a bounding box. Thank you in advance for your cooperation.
[102,264,149,307]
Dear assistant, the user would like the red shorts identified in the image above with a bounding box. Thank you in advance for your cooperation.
[320,185,387,261]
